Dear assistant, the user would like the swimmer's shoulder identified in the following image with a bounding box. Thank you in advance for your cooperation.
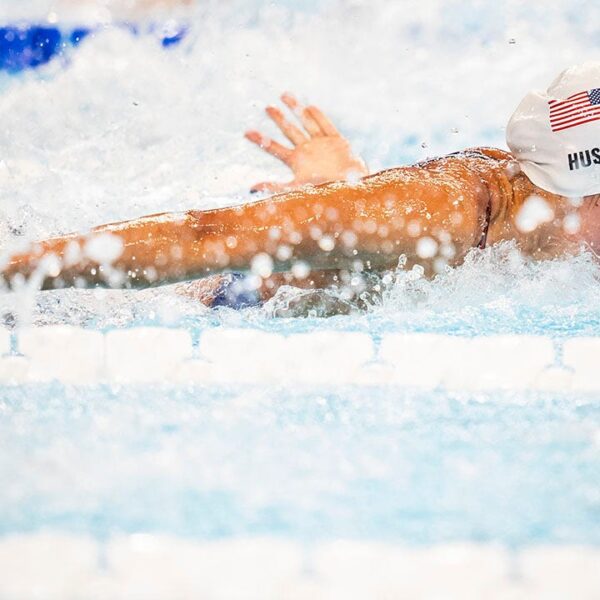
[413,147,514,172]
[357,147,518,191]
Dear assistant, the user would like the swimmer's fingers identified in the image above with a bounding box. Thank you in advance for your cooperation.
[281,92,322,137]
[265,106,307,146]
[305,105,339,136]
[245,130,292,164]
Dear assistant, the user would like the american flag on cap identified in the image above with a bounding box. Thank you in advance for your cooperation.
[548,88,600,132]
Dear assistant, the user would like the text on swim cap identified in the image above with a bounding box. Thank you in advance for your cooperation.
[568,148,600,171]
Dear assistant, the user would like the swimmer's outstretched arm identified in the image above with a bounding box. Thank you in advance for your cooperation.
[1,157,493,290]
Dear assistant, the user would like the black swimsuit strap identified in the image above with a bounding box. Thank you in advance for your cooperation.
[477,179,493,250]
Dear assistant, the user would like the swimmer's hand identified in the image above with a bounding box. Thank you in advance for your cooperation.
[245,92,368,193]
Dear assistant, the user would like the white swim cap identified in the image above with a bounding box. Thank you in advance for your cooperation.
[506,61,600,197]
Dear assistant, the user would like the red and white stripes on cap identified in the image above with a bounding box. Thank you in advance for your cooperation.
[548,88,600,132]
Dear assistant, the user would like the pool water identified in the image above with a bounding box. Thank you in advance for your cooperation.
[0,0,599,597]
[2,384,599,547]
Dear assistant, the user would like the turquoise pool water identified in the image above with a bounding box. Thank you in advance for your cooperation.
[1,384,598,547]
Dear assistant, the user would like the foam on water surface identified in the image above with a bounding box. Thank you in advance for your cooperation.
[2,242,600,337]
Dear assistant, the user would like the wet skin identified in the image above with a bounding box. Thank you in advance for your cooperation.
[2,147,598,294]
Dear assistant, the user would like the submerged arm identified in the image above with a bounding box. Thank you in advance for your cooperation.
[1,159,491,291]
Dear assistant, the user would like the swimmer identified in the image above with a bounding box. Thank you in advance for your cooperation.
[2,62,599,311]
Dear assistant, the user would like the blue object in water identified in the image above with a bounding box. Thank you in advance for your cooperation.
[210,273,262,309]
[160,25,187,47]
[0,23,187,73]
[0,26,67,72]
